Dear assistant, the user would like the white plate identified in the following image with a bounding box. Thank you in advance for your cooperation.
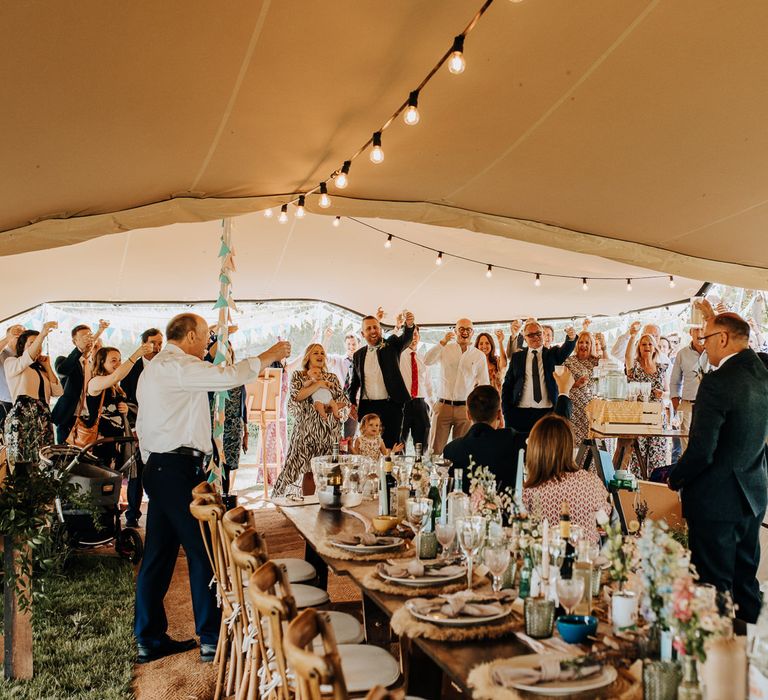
[491,656,617,696]
[331,537,404,553]
[405,599,512,627]
[379,568,467,587]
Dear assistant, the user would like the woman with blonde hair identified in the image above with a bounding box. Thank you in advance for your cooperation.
[563,331,600,447]
[523,415,611,544]
[273,343,347,496]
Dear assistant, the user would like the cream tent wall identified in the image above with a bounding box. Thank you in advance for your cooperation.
[1,1,767,292]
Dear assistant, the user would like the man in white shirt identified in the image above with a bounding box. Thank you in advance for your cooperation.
[424,317,489,454]
[398,328,433,449]
[326,332,359,439]
[134,313,289,664]
[669,327,707,459]
[0,324,24,425]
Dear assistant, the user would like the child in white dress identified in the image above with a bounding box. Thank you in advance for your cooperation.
[352,413,403,462]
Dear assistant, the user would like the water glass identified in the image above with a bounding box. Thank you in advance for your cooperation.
[405,498,432,565]
[483,542,511,592]
[456,516,485,591]
[435,522,456,560]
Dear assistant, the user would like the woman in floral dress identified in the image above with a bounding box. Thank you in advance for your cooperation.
[625,332,668,477]
[564,331,600,448]
[475,330,508,395]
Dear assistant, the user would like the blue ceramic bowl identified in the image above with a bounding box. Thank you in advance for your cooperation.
[556,615,598,644]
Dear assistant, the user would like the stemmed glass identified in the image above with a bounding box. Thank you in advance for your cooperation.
[455,516,485,591]
[483,541,511,593]
[435,522,456,560]
[405,498,432,565]
[557,577,585,615]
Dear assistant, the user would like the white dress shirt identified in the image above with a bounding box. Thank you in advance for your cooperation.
[362,346,388,400]
[399,348,433,402]
[518,349,553,409]
[669,344,707,400]
[0,347,14,403]
[424,342,489,402]
[136,343,262,460]
[327,353,354,388]
[3,350,63,403]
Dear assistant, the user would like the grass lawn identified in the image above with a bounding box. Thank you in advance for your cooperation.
[0,554,135,700]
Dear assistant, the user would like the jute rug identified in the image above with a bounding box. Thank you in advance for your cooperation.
[133,503,361,699]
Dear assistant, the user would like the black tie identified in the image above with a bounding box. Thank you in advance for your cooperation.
[531,350,542,404]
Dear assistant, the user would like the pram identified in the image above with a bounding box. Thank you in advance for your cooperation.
[39,436,143,563]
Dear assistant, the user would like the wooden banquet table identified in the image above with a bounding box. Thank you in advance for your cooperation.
[272,499,532,699]
[585,428,688,480]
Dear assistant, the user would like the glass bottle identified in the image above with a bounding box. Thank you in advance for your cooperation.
[426,471,442,533]
[519,553,533,599]
[446,468,470,526]
[573,540,593,616]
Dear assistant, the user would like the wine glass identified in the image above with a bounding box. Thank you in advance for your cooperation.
[484,542,511,593]
[455,516,485,591]
[435,522,456,560]
[557,577,585,615]
[405,498,432,565]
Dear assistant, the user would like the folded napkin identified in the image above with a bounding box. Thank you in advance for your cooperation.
[378,559,465,579]
[409,590,514,618]
[333,533,386,546]
[491,656,603,687]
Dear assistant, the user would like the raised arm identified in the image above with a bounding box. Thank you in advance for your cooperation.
[88,344,152,395]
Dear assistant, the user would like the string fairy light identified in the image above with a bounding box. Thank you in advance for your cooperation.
[448,35,467,74]
[332,215,341,227]
[318,182,331,209]
[582,278,589,292]
[626,278,633,292]
[534,273,542,287]
[264,208,273,218]
[436,251,444,266]
[404,91,420,125]
[486,264,493,278]
[384,234,393,249]
[295,195,306,218]
[370,132,385,164]
[278,204,288,224]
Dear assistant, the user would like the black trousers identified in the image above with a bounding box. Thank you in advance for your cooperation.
[55,417,75,445]
[134,452,220,646]
[358,399,404,449]
[126,455,144,523]
[506,406,552,435]
[687,512,765,624]
[400,398,430,448]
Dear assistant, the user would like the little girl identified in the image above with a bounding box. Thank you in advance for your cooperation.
[352,414,403,462]
[303,366,341,420]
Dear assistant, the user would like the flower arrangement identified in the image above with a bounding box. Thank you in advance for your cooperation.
[669,576,732,662]
[596,509,637,590]
[465,461,513,521]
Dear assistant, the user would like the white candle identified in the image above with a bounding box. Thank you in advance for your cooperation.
[541,518,550,584]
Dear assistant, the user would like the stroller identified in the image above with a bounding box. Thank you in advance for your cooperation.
[39,435,143,563]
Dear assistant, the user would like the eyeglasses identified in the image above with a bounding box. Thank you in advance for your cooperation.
[700,331,724,342]
[456,326,473,333]
[525,331,543,339]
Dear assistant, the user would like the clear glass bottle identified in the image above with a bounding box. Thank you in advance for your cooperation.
[446,468,469,526]
[573,540,593,616]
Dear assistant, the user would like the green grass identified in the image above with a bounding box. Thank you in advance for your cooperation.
[0,555,135,700]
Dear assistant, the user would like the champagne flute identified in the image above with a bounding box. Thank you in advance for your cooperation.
[435,522,456,560]
[484,542,511,593]
[456,516,485,591]
[405,498,432,565]
[557,577,585,616]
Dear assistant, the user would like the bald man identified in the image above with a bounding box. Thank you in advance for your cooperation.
[424,318,489,454]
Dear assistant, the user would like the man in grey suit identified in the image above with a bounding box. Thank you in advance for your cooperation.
[669,311,768,623]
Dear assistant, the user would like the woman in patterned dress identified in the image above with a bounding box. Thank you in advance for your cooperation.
[3,323,62,469]
[625,332,668,476]
[564,332,600,448]
[523,415,611,544]
[475,330,507,394]
[272,343,346,496]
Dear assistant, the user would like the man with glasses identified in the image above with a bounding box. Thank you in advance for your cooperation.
[424,318,489,454]
[668,310,768,625]
[669,327,708,461]
[501,321,576,433]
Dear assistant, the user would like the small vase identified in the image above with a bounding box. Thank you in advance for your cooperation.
[642,659,681,700]
[677,655,702,700]
[611,589,638,632]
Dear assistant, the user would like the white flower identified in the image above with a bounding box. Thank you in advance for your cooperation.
[595,509,610,526]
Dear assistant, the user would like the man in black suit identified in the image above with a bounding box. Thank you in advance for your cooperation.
[120,327,163,528]
[669,312,768,624]
[445,374,574,494]
[501,321,576,434]
[51,321,107,443]
[347,312,415,448]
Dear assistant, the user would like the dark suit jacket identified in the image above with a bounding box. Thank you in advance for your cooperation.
[444,395,572,494]
[51,347,85,426]
[347,325,415,406]
[121,358,145,404]
[501,338,576,425]
[668,349,768,521]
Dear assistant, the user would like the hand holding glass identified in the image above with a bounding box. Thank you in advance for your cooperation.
[405,498,432,564]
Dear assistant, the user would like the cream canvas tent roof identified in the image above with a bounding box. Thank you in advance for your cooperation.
[1,0,766,319]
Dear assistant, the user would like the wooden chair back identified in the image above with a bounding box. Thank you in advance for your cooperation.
[284,608,348,700]
[189,497,227,587]
[192,480,222,505]
[221,505,257,545]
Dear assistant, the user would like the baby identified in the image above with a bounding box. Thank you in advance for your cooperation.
[305,367,341,420]
[352,414,404,462]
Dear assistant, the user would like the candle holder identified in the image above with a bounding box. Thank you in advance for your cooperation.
[524,597,555,639]
[642,659,681,700]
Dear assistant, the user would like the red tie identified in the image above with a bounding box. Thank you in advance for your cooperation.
[410,351,419,398]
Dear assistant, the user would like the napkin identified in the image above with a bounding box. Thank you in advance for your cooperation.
[334,533,386,546]
[491,656,603,687]
[409,590,514,618]
[378,559,465,579]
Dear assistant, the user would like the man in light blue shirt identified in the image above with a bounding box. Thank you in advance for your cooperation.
[670,328,707,460]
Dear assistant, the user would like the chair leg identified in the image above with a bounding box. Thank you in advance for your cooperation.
[214,614,227,665]
[214,632,230,700]
[261,417,269,502]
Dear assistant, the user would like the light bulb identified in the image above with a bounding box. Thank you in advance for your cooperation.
[436,251,443,266]
[332,216,341,227]
[335,161,350,189]
[582,278,589,292]
[278,204,288,224]
[264,208,273,218]
[295,195,306,219]
[318,182,331,209]
[486,265,493,279]
[448,35,466,74]
[370,131,384,164]
[404,90,420,125]
[534,273,541,287]
[384,235,393,249]
[626,278,633,292]
[669,275,676,288]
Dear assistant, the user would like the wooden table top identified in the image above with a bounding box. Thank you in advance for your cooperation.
[591,428,688,439]
[276,500,529,695]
